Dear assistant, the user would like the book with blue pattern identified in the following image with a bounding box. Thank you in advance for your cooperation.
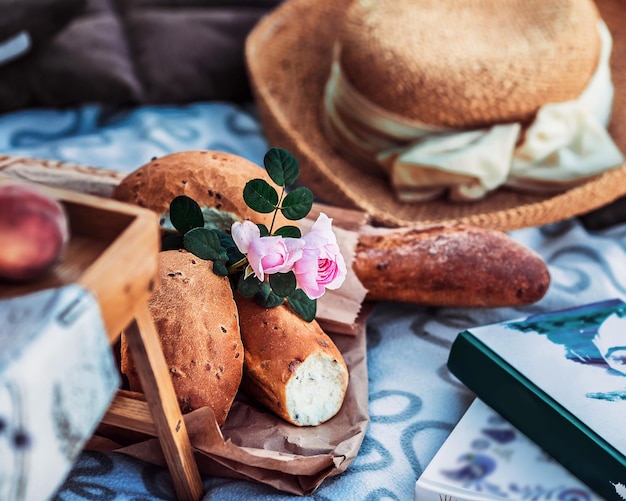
[447,299,626,501]
[414,398,604,500]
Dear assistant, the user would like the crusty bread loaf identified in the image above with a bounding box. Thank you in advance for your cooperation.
[121,249,243,425]
[235,295,349,426]
[353,224,550,307]
[112,150,288,228]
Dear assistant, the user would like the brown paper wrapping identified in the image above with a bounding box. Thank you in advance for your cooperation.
[117,320,370,495]
[1,155,372,495]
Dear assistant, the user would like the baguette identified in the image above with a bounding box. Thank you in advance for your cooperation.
[235,295,349,426]
[121,249,243,425]
[353,224,550,307]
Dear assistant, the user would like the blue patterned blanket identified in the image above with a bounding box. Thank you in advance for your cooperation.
[2,102,625,501]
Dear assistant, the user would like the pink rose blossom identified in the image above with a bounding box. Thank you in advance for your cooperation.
[231,220,260,254]
[294,213,346,299]
[231,220,304,281]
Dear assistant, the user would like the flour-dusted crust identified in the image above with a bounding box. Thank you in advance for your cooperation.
[121,249,243,425]
[235,295,349,427]
[354,224,550,307]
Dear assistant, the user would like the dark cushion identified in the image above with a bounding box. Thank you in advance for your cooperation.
[0,0,85,49]
[0,0,282,111]
[122,6,270,103]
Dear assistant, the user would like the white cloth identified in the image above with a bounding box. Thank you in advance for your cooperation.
[0,285,119,501]
[510,20,624,190]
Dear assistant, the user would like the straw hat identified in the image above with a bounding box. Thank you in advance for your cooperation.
[246,0,626,230]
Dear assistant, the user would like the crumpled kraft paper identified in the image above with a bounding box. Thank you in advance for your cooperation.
[115,315,370,495]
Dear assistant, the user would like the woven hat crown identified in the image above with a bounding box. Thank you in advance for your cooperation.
[246,0,626,230]
[337,0,602,128]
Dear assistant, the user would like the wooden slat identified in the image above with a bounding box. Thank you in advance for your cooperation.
[102,391,157,436]
[78,211,160,342]
[124,303,204,501]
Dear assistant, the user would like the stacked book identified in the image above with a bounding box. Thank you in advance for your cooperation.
[416,299,626,500]
[414,398,605,500]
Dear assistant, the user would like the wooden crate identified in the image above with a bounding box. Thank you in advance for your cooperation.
[0,177,204,500]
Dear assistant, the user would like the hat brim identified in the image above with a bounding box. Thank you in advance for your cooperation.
[246,0,626,231]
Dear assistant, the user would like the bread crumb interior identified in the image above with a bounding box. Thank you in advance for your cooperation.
[285,353,347,426]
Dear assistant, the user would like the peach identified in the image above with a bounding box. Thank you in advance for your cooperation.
[0,182,70,282]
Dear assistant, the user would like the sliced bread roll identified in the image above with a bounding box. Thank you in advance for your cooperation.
[235,295,349,427]
[121,249,243,426]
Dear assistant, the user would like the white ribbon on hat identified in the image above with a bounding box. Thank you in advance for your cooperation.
[323,21,624,202]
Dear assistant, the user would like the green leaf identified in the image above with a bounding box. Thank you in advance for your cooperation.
[281,187,314,220]
[243,179,279,213]
[201,207,239,233]
[169,195,204,234]
[160,206,239,234]
[226,248,245,266]
[269,272,297,297]
[263,147,300,187]
[255,282,285,308]
[273,225,301,238]
[257,223,270,237]
[215,231,245,265]
[288,289,317,322]
[161,232,184,251]
[237,273,261,297]
[183,228,225,261]
[212,260,229,277]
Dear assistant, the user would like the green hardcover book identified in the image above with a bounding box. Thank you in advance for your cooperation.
[447,299,626,501]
